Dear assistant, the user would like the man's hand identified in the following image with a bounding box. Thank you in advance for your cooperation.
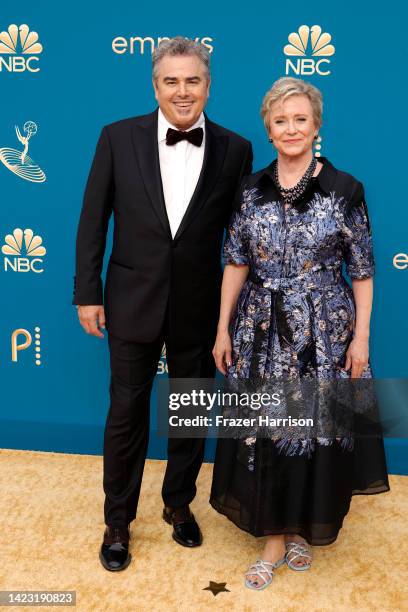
[77,305,106,338]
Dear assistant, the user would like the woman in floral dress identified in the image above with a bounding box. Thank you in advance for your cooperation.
[210,77,389,590]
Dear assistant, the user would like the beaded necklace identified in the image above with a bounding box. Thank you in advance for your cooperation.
[272,157,317,207]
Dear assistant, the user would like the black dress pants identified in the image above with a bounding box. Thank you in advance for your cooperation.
[103,310,215,526]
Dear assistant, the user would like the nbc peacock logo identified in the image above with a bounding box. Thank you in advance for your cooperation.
[0,24,43,72]
[0,121,46,182]
[2,228,47,273]
[284,25,335,76]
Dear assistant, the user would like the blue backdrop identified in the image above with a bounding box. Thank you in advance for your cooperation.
[1,1,406,473]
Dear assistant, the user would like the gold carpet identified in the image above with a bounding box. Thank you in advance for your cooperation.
[0,449,406,612]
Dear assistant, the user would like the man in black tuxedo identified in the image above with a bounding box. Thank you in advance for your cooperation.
[73,36,252,571]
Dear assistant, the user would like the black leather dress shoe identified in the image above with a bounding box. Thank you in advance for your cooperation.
[163,505,203,547]
[99,525,131,571]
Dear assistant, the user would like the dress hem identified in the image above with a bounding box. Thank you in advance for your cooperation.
[209,484,390,546]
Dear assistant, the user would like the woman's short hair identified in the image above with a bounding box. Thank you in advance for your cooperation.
[152,36,210,81]
[260,77,323,133]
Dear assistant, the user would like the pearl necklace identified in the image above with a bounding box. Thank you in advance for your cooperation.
[272,157,317,207]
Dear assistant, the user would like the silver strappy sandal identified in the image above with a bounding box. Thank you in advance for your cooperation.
[285,540,312,571]
[245,556,286,590]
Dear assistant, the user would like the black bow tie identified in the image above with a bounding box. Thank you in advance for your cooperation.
[166,127,204,147]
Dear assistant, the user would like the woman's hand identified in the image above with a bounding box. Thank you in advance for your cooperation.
[343,336,369,378]
[212,329,233,376]
[212,263,248,375]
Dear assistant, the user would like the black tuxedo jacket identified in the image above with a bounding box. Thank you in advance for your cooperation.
[72,109,253,343]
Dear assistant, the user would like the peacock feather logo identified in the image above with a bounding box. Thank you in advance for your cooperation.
[284,25,335,57]
[2,228,46,257]
[0,24,43,55]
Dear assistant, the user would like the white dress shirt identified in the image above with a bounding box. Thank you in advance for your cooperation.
[157,108,205,238]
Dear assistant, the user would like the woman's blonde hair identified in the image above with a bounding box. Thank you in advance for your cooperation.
[260,77,323,133]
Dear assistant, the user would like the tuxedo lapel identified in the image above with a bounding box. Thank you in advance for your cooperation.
[174,117,228,241]
[131,110,172,238]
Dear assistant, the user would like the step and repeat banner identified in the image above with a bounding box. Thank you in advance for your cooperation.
[1,2,406,471]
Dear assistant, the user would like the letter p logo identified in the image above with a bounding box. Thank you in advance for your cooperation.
[11,329,32,362]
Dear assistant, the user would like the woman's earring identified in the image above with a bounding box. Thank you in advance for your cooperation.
[269,138,273,143]
[314,134,322,157]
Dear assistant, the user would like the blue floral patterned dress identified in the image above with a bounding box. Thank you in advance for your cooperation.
[210,157,389,544]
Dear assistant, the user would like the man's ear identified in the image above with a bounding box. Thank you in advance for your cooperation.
[206,77,211,98]
[152,78,159,101]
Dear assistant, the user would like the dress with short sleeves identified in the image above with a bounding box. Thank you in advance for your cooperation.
[210,157,389,545]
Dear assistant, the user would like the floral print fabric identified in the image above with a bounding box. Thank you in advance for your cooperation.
[224,157,375,460]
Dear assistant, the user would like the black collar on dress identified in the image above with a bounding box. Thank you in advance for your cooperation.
[254,156,338,204]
